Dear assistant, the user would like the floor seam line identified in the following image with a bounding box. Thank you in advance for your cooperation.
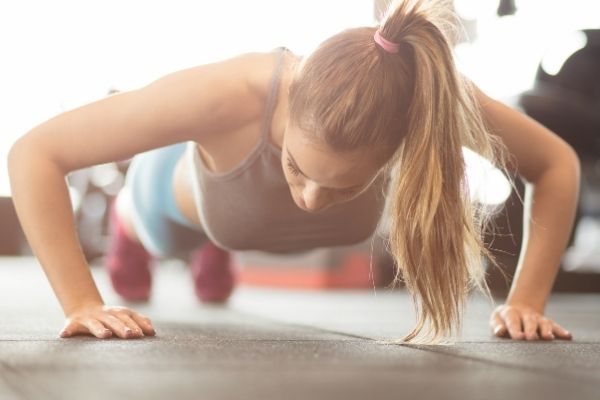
[394,345,599,388]
[229,308,600,388]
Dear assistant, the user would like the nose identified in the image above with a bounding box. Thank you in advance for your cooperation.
[300,184,331,212]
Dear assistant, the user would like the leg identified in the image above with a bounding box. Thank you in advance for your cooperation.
[125,142,209,260]
[106,142,207,302]
[110,141,236,303]
[105,185,153,302]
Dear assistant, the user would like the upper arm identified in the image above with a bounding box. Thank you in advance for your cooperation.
[9,52,266,174]
[470,82,580,183]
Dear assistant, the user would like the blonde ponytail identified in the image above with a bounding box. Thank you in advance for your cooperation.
[288,0,517,344]
[381,0,516,344]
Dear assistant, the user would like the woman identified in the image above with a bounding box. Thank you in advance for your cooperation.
[7,0,578,344]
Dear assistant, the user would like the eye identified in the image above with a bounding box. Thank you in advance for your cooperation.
[286,160,301,176]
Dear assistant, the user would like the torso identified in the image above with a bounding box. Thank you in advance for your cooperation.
[172,49,299,228]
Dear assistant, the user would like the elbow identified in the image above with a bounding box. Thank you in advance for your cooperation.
[532,145,581,189]
[7,140,29,194]
[7,141,23,197]
[7,136,32,171]
[7,139,24,178]
[549,145,582,197]
[8,139,49,183]
[8,137,65,179]
[563,146,581,183]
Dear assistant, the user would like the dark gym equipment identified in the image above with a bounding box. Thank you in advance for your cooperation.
[0,197,25,255]
[486,28,600,295]
[497,0,517,17]
[520,29,600,159]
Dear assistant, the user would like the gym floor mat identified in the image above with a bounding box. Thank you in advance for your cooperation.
[0,256,598,400]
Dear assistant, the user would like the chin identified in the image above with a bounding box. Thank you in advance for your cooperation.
[296,200,334,214]
[297,204,312,212]
[291,196,311,212]
[293,198,310,212]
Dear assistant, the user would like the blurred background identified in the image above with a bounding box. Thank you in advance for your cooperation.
[1,0,599,294]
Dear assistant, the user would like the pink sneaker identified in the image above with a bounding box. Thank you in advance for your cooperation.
[104,200,153,302]
[189,241,237,303]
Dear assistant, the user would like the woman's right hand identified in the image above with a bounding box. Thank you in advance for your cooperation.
[60,303,157,339]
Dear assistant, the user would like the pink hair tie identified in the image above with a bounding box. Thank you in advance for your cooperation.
[374,30,400,54]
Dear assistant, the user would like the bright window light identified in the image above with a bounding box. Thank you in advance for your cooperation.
[541,30,587,76]
[463,147,512,206]
[454,0,599,100]
[0,0,373,197]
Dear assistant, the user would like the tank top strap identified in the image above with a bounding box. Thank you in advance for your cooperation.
[258,46,289,146]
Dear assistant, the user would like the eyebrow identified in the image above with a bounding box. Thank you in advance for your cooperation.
[286,150,363,191]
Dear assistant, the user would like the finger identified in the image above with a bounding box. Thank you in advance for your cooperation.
[129,312,156,336]
[60,320,75,338]
[82,318,113,339]
[106,307,147,337]
[490,313,507,337]
[552,323,573,340]
[502,309,525,340]
[60,320,92,338]
[521,313,540,341]
[537,318,555,340]
[60,322,77,338]
[117,314,144,338]
[97,314,135,339]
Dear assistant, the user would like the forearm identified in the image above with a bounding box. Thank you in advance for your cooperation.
[8,144,105,316]
[506,159,580,312]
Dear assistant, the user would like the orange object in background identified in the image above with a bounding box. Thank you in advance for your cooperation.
[234,238,394,289]
[238,253,380,289]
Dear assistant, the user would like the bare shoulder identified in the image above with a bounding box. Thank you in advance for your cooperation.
[245,48,301,101]
[177,48,297,144]
[9,48,297,175]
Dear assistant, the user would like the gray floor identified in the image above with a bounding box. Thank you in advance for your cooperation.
[0,256,598,400]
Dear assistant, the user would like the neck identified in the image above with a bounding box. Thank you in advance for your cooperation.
[271,100,288,151]
[270,60,298,151]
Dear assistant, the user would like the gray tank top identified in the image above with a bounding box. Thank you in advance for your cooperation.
[186,47,388,254]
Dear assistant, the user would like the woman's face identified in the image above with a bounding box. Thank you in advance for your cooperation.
[281,124,381,213]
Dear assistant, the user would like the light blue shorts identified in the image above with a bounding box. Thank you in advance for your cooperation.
[124,142,208,260]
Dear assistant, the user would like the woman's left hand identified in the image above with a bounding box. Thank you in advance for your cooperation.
[489,302,573,341]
